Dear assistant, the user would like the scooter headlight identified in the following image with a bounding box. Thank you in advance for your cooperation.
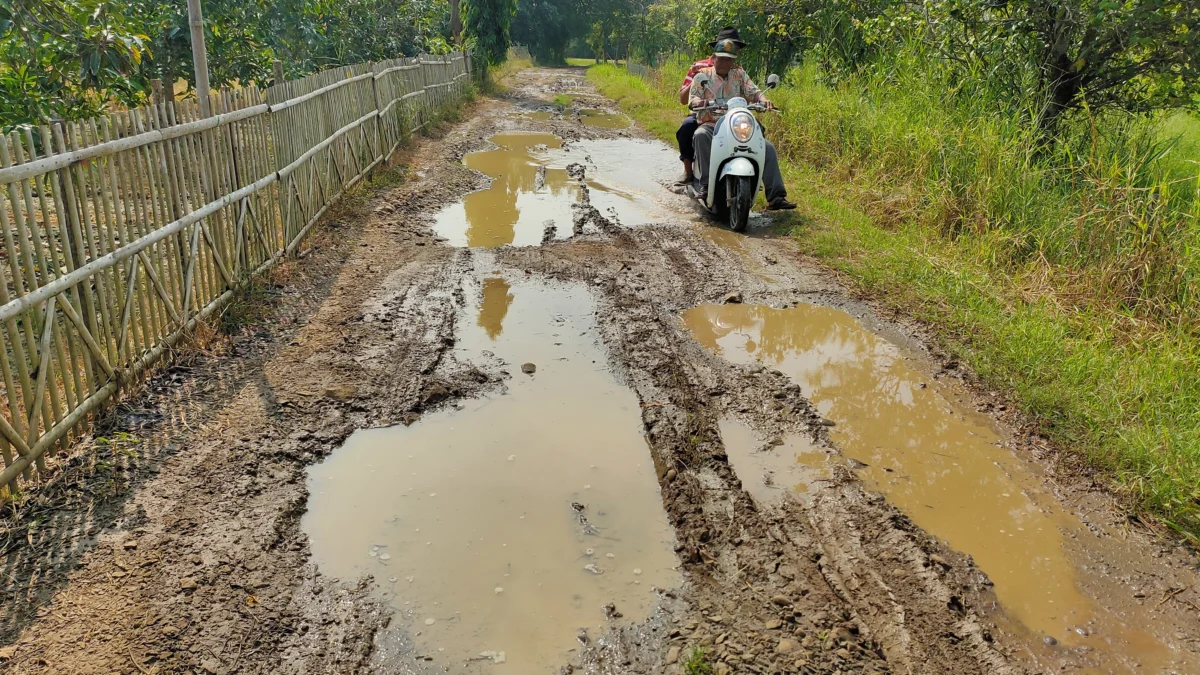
[730,111,755,142]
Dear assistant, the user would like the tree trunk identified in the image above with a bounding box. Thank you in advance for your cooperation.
[1037,10,1083,136]
[1040,61,1083,135]
[450,0,462,45]
[161,27,176,103]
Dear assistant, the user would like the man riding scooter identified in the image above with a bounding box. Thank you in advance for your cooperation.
[689,30,796,211]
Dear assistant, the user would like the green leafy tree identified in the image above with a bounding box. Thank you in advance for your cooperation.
[647,0,697,59]
[894,0,1200,131]
[464,0,517,65]
[134,0,275,93]
[1,0,148,125]
[3,0,456,125]
[688,0,808,76]
[511,0,584,64]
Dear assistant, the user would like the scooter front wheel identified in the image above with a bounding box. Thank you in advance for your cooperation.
[728,176,753,233]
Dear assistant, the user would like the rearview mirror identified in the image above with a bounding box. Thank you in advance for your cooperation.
[766,74,780,89]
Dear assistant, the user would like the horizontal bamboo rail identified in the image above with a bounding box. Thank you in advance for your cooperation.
[0,51,481,496]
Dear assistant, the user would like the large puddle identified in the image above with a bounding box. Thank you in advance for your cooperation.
[303,275,677,672]
[433,133,675,248]
[683,302,1180,672]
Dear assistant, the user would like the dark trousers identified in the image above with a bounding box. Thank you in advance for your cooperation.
[676,114,700,162]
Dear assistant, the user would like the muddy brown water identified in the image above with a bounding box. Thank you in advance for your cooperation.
[579,110,630,129]
[683,302,1183,673]
[304,274,678,672]
[719,418,836,504]
[432,133,670,248]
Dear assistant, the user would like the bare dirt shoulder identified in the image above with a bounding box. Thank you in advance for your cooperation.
[0,107,498,674]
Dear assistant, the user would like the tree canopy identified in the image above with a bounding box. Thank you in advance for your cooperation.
[4,0,1195,133]
[684,0,1199,127]
[464,0,518,65]
[1,0,453,128]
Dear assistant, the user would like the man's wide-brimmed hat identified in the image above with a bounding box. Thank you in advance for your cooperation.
[707,27,746,58]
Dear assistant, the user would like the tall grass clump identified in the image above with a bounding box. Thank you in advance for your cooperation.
[769,48,1200,333]
[588,52,1200,541]
[769,49,1200,540]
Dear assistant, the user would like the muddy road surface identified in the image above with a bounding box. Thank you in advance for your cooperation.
[2,67,1199,675]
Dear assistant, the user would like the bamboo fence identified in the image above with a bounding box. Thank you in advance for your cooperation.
[0,51,479,496]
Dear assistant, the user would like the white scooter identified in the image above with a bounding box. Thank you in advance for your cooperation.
[686,74,779,232]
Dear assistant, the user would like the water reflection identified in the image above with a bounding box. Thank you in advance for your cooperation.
[719,418,835,504]
[304,277,679,672]
[433,133,655,248]
[685,303,1088,641]
[579,110,630,129]
[478,277,513,339]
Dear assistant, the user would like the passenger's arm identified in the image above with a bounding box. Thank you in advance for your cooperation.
[688,75,708,110]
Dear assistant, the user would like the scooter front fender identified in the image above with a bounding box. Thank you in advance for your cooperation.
[719,157,756,179]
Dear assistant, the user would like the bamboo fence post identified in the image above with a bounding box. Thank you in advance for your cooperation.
[134,107,186,312]
[147,102,190,304]
[102,116,151,361]
[0,154,36,481]
[50,123,106,396]
[171,100,217,305]
[0,145,41,387]
[82,120,125,360]
[64,122,120,362]
[39,124,98,398]
[115,112,169,342]
[1,138,67,457]
[210,88,236,281]
[0,51,477,496]
[160,100,211,304]
[16,129,83,439]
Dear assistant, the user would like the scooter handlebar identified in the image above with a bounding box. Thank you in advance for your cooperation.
[689,102,780,113]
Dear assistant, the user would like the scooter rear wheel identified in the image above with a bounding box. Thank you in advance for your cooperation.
[728,176,753,233]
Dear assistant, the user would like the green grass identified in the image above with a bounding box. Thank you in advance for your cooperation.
[1162,112,1200,172]
[587,61,1200,543]
[682,647,714,675]
[486,57,533,93]
[566,57,598,67]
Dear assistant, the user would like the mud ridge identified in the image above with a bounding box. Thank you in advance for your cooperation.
[499,224,1029,674]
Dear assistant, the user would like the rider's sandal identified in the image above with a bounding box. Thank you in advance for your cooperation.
[768,198,797,211]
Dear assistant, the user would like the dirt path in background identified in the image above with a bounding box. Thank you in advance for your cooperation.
[1,67,1198,675]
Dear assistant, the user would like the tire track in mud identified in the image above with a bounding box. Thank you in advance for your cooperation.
[501,225,1023,674]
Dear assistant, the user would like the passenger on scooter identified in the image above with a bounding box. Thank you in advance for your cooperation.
[689,31,796,210]
[673,53,715,185]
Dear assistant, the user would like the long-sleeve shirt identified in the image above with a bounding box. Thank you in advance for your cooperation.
[688,66,765,124]
[681,57,715,92]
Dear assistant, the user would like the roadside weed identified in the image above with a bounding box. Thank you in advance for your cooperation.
[683,647,714,675]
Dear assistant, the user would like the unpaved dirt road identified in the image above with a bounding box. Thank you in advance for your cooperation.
[2,67,1199,675]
